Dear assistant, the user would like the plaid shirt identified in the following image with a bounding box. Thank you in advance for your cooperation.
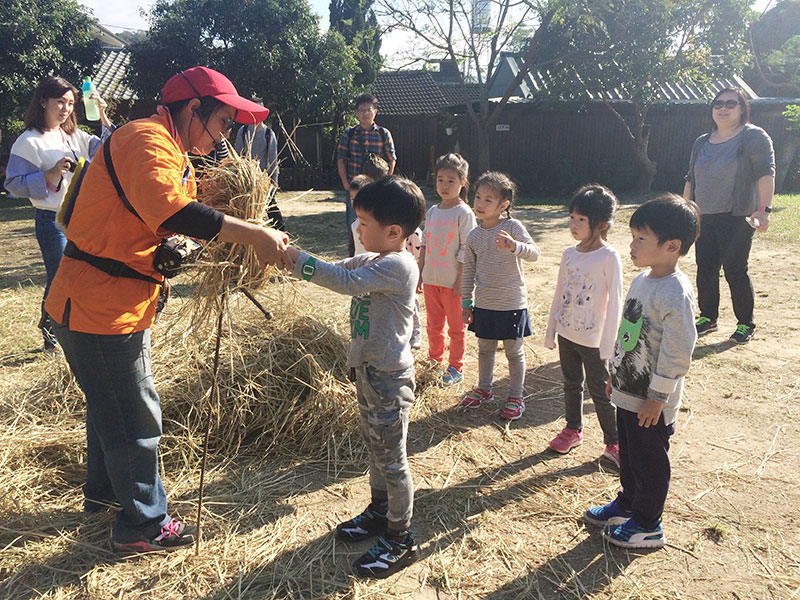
[337,123,396,183]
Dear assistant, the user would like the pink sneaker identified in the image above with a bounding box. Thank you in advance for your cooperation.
[460,388,494,408]
[501,398,525,420]
[602,444,620,468]
[549,428,583,454]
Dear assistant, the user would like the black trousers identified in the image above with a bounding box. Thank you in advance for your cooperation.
[615,408,675,529]
[695,213,755,326]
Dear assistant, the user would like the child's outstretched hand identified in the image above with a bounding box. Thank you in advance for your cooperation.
[496,230,517,252]
[638,398,664,428]
[462,308,473,325]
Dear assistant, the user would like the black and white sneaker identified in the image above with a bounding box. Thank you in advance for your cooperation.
[695,316,718,337]
[729,324,755,344]
[353,532,417,579]
[335,505,388,542]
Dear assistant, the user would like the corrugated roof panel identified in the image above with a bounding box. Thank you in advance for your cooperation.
[93,49,137,101]
[491,54,759,102]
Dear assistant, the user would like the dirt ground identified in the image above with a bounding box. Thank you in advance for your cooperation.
[1,190,799,599]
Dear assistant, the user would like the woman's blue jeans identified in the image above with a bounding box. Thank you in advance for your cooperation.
[52,317,170,542]
[34,209,66,348]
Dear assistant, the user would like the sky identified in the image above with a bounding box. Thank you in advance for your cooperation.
[81,0,775,60]
[81,0,331,32]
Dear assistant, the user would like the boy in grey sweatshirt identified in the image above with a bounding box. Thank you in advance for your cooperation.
[583,195,700,549]
[286,176,425,578]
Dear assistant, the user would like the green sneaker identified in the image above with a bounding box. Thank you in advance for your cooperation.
[695,316,717,337]
[729,324,755,344]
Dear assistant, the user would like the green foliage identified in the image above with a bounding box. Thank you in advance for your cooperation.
[547,0,752,106]
[0,0,101,131]
[746,0,800,96]
[127,0,359,119]
[329,0,382,88]
[537,0,752,191]
[786,104,800,130]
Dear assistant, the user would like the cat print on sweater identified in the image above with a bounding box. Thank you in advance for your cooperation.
[611,297,652,399]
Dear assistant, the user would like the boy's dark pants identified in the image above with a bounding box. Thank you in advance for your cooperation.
[355,363,415,532]
[695,213,755,326]
[615,408,675,530]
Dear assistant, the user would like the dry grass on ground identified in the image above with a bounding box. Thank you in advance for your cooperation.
[1,190,799,599]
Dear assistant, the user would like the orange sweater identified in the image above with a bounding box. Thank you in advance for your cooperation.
[46,109,195,334]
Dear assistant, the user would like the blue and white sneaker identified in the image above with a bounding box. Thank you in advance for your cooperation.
[603,517,666,549]
[584,500,632,527]
[335,505,387,542]
[353,532,417,579]
[441,366,463,386]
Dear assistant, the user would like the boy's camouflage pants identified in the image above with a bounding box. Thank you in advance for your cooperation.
[355,363,415,530]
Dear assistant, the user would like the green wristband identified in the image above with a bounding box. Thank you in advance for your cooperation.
[301,256,317,281]
[462,299,474,309]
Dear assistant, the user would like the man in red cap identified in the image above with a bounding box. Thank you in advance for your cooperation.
[46,66,288,553]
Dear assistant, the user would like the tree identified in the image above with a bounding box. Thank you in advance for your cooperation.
[0,0,101,142]
[127,0,358,119]
[376,0,582,173]
[778,104,800,191]
[329,0,383,88]
[746,0,800,97]
[547,0,752,192]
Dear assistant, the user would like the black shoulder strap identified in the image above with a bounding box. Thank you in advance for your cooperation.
[103,132,145,223]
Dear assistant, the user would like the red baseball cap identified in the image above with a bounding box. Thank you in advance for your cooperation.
[161,66,269,125]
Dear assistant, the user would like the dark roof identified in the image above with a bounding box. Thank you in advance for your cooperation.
[490,53,759,102]
[373,71,485,116]
[94,48,137,101]
[437,81,483,106]
[373,71,447,116]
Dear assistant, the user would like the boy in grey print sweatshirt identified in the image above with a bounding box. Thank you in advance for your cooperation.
[584,195,700,551]
[286,177,425,580]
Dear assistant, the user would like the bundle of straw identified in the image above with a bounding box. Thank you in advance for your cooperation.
[189,146,278,328]
[155,301,360,460]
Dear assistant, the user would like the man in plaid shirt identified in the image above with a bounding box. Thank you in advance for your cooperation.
[337,94,396,250]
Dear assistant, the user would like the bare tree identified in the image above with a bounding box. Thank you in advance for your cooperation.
[376,0,569,173]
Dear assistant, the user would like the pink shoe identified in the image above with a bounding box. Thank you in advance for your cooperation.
[603,444,620,468]
[460,388,494,408]
[549,428,583,454]
[501,398,525,420]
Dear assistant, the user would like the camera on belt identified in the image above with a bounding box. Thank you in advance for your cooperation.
[154,235,203,278]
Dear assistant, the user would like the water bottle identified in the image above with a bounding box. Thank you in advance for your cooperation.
[82,77,100,121]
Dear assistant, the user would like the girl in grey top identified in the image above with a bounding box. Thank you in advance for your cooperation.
[461,172,539,421]
[683,87,775,345]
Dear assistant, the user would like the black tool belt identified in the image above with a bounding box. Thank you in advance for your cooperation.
[64,241,160,285]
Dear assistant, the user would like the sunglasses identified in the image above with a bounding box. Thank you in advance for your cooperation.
[712,99,740,110]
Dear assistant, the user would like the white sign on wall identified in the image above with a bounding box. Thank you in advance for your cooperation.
[496,124,510,132]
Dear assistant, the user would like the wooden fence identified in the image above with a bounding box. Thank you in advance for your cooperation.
[452,99,798,195]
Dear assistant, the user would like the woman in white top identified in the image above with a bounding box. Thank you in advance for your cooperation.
[5,76,112,350]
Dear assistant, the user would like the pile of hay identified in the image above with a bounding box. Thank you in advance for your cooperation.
[154,298,360,459]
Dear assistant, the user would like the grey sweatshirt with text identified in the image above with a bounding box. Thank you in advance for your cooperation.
[292,250,418,372]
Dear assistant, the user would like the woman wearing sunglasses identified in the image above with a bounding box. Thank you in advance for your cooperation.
[683,87,775,344]
[44,66,290,554]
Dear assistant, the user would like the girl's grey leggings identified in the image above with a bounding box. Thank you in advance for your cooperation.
[477,337,525,398]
